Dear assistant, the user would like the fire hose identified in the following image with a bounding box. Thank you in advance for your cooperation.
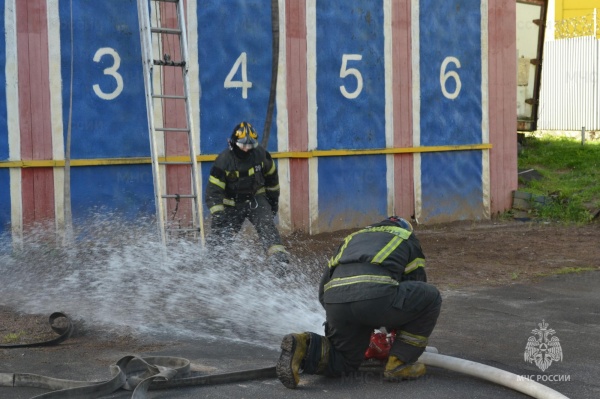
[0,313,569,399]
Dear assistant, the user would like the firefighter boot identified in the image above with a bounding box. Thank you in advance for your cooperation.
[276,333,309,389]
[268,246,290,277]
[383,355,426,381]
[277,332,330,389]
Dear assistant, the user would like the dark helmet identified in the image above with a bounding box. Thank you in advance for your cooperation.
[230,121,258,149]
[387,216,413,232]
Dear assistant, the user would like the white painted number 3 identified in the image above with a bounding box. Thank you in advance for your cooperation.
[339,54,363,99]
[93,47,124,100]
[224,52,253,99]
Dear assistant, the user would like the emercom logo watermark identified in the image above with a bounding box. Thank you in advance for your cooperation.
[524,320,563,371]
[518,320,570,382]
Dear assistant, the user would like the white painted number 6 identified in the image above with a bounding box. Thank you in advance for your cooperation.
[93,47,124,100]
[339,54,363,99]
[440,56,461,100]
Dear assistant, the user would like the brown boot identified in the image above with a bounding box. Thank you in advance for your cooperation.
[383,355,426,381]
[276,333,309,389]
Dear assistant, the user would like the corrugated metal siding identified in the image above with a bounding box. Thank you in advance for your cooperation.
[539,36,600,130]
[0,0,519,236]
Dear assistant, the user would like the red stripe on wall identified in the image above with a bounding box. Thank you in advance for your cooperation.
[161,0,194,227]
[17,0,55,226]
[286,0,310,232]
[489,0,518,214]
[392,0,415,220]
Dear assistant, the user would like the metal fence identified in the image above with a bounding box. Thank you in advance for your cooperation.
[538,35,600,130]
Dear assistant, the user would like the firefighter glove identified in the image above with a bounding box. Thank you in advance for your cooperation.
[269,198,279,216]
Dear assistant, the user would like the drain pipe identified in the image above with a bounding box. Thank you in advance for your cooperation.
[418,351,569,399]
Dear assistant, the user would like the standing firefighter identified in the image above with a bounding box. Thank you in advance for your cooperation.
[205,121,289,269]
[276,216,442,388]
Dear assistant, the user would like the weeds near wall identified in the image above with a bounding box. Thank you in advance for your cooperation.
[517,134,600,224]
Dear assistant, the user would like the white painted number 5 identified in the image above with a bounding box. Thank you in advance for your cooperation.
[93,47,124,100]
[339,54,363,99]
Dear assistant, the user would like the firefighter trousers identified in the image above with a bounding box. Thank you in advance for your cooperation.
[322,281,442,375]
[207,194,284,256]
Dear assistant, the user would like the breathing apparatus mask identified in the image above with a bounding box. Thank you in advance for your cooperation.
[230,121,258,152]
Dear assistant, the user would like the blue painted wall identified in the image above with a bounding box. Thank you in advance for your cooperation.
[316,1,388,230]
[59,0,154,221]
[197,0,277,155]
[0,0,502,237]
[69,165,155,220]
[419,0,485,222]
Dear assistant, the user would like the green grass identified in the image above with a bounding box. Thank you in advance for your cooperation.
[517,134,600,223]
[2,331,25,343]
[534,266,598,277]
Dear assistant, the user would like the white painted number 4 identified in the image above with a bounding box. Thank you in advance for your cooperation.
[224,52,253,99]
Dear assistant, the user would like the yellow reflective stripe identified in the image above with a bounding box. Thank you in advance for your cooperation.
[404,258,425,274]
[265,184,279,191]
[223,198,235,206]
[248,167,255,176]
[328,230,361,268]
[361,225,411,239]
[397,330,428,348]
[256,187,266,195]
[209,175,226,190]
[266,161,277,176]
[328,226,411,268]
[210,204,224,214]
[372,235,403,264]
[324,275,399,292]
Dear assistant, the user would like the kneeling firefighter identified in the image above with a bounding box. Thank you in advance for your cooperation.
[276,217,442,388]
[205,121,289,269]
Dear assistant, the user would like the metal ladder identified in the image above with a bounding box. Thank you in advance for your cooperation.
[137,0,204,246]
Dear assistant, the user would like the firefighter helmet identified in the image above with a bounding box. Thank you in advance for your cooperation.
[231,121,258,149]
[387,216,413,232]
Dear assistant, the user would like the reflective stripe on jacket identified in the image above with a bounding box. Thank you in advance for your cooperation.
[324,274,399,292]
[319,221,427,305]
[328,225,425,277]
[205,146,279,214]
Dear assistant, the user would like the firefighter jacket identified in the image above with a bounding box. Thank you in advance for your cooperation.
[205,145,280,214]
[318,220,426,306]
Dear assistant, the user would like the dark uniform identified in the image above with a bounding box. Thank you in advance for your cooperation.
[205,122,288,263]
[276,217,442,389]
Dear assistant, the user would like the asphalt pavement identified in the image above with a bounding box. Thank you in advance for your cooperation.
[1,271,598,399]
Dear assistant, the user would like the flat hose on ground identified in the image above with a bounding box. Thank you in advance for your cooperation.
[0,312,73,348]
[0,356,276,398]
[0,313,277,398]
[0,313,570,398]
